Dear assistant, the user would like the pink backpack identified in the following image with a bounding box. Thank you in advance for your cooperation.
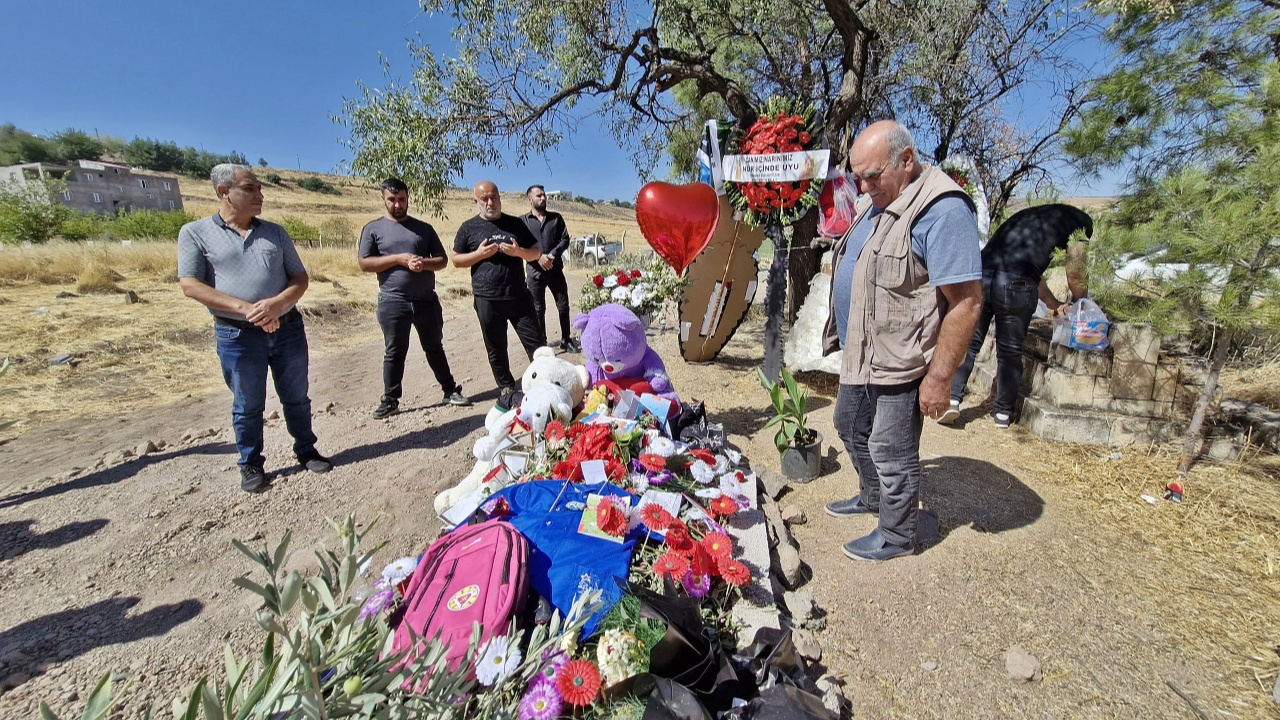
[391,520,530,673]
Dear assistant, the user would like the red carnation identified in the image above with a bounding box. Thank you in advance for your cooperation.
[640,502,674,531]
[710,495,739,518]
[615,271,631,287]
[556,659,602,706]
[701,532,733,558]
[717,557,751,586]
[630,269,642,278]
[799,131,811,143]
[596,497,628,537]
[653,551,690,579]
[592,274,605,288]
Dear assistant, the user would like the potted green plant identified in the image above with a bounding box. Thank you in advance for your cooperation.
[757,367,822,482]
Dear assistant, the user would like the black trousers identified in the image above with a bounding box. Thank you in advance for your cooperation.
[473,294,546,390]
[376,293,459,403]
[527,268,572,343]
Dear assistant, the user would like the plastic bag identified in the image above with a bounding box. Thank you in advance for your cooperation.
[1052,298,1110,352]
[817,171,857,239]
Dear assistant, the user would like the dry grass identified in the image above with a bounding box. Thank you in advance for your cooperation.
[1222,363,1280,410]
[75,264,124,294]
[1026,442,1280,716]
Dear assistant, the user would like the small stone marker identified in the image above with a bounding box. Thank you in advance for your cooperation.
[49,354,74,366]
[124,290,142,304]
[1005,645,1042,682]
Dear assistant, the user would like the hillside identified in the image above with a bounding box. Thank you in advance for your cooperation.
[177,169,644,248]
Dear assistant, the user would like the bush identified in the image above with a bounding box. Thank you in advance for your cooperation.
[57,211,105,241]
[279,214,320,244]
[263,172,283,185]
[75,263,123,294]
[0,177,70,244]
[319,215,355,245]
[112,209,193,240]
[296,176,340,195]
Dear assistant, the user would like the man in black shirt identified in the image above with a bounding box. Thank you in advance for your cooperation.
[359,178,471,419]
[940,203,1092,428]
[521,185,579,353]
[453,181,547,401]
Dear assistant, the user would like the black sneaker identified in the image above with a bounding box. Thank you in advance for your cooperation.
[240,465,269,493]
[372,399,398,419]
[497,387,519,412]
[298,452,333,473]
[564,338,582,354]
[444,389,472,407]
[825,496,879,517]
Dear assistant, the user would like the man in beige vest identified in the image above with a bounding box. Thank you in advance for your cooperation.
[820,121,983,561]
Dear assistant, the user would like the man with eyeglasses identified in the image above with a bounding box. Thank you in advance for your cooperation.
[820,121,983,561]
[453,181,547,407]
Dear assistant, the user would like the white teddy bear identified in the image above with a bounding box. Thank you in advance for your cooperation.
[434,347,589,517]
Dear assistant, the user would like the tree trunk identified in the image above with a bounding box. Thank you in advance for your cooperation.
[762,224,789,383]
[787,211,821,323]
[1176,331,1230,473]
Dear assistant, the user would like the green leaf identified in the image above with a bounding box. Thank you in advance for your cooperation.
[271,529,292,574]
[279,571,302,614]
[80,673,115,720]
[199,682,223,720]
[230,577,270,602]
[38,702,61,720]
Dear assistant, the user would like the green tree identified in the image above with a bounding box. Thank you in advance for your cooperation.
[50,128,104,162]
[1066,0,1280,471]
[123,137,184,172]
[58,210,105,241]
[0,176,72,244]
[0,123,54,165]
[279,215,320,244]
[258,157,269,167]
[113,209,194,240]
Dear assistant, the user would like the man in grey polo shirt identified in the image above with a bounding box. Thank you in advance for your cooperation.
[177,163,332,492]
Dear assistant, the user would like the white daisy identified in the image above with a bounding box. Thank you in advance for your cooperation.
[630,285,648,307]
[689,460,716,485]
[647,436,677,458]
[475,634,522,686]
[381,556,419,586]
[611,286,631,302]
[695,487,722,499]
[603,275,618,288]
[712,454,730,474]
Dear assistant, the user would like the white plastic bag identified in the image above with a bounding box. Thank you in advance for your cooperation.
[1052,298,1110,352]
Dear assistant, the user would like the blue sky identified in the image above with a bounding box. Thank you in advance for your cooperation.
[0,1,1119,205]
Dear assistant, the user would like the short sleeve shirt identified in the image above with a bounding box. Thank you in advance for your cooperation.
[981,204,1092,279]
[453,214,539,299]
[833,195,983,346]
[358,216,446,299]
[177,214,306,321]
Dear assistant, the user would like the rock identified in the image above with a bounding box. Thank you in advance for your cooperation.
[322,402,336,413]
[60,467,84,481]
[266,410,280,420]
[123,290,142,304]
[1005,645,1042,682]
[752,462,788,500]
[135,440,158,457]
[33,306,49,315]
[920,660,939,672]
[815,675,843,719]
[1273,673,1280,706]
[771,540,803,589]
[780,505,808,525]
[48,354,74,366]
[792,628,822,662]
[760,495,795,549]
[199,520,218,531]
[782,590,817,623]
[1,672,30,690]
[56,291,79,299]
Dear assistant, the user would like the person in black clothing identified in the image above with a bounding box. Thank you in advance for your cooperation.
[522,185,580,353]
[453,181,547,402]
[359,178,471,419]
[940,203,1092,428]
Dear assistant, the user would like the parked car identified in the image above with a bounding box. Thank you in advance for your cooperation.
[569,234,622,266]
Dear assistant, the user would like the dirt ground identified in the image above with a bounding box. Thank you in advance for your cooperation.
[0,272,1277,719]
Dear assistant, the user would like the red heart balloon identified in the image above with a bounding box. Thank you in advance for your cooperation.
[635,182,720,276]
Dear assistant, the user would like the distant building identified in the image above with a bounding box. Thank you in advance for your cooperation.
[0,160,183,215]
[544,189,574,200]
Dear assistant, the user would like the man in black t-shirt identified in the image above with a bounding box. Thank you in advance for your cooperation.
[940,203,1092,428]
[453,181,547,401]
[521,185,579,353]
[359,178,471,419]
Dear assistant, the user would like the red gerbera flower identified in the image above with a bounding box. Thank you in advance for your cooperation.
[689,448,715,465]
[639,502,674,531]
[664,524,696,555]
[596,497,628,537]
[688,544,715,577]
[653,551,690,579]
[638,453,667,473]
[544,420,567,443]
[592,274,605,288]
[717,557,751,586]
[701,532,733,558]
[556,659,602,706]
[709,495,739,518]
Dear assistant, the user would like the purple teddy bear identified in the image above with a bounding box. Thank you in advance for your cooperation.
[572,303,678,408]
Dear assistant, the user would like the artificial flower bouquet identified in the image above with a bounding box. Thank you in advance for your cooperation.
[577,252,688,319]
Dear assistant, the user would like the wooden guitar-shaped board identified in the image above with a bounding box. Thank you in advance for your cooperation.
[678,196,766,362]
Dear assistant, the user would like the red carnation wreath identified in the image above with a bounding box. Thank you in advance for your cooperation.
[725,97,825,227]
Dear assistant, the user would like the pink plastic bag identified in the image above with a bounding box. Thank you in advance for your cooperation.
[818,171,857,238]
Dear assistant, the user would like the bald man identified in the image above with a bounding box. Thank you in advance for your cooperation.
[820,120,983,561]
[453,181,547,403]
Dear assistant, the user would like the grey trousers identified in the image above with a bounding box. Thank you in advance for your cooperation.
[833,381,924,546]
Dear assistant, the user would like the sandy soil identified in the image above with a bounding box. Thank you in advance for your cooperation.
[0,276,1275,719]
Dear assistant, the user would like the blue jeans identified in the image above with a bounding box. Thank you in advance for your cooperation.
[950,270,1040,417]
[214,318,318,468]
[834,381,924,546]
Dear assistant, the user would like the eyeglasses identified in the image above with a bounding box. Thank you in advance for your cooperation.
[849,161,890,184]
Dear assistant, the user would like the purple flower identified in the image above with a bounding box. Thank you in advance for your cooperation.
[681,570,711,598]
[518,678,564,720]
[649,469,673,486]
[537,648,570,683]
[359,587,396,620]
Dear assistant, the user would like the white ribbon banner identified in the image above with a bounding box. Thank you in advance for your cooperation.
[721,149,830,183]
